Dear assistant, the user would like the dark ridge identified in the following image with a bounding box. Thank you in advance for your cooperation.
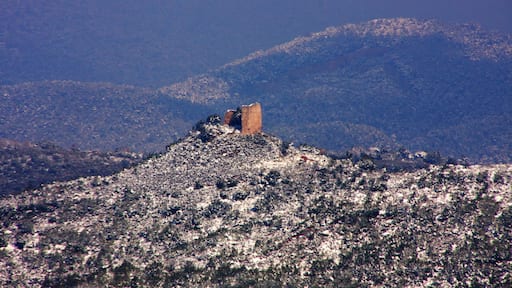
[0,139,142,196]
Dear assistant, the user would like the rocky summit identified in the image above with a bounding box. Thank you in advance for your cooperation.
[0,121,511,287]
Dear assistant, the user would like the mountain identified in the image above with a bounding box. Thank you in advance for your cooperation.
[161,18,512,163]
[0,0,395,88]
[0,121,510,287]
[0,139,142,196]
[2,1,511,88]
[1,18,511,164]
[0,81,208,152]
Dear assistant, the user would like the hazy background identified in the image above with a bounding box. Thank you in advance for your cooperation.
[1,0,510,87]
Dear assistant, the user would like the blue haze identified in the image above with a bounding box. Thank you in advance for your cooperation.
[1,0,510,86]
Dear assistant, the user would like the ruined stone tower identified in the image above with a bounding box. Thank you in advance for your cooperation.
[224,102,262,135]
[241,103,262,135]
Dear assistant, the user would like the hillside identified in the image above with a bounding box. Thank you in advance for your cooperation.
[162,18,512,163]
[0,121,511,287]
[0,81,207,152]
[1,18,511,164]
[0,139,142,196]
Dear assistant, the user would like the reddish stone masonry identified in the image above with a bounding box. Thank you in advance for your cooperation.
[223,103,262,135]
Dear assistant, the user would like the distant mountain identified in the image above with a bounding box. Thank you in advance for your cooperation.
[0,0,377,87]
[0,138,142,196]
[1,122,510,287]
[0,81,208,152]
[161,18,512,163]
[1,18,511,163]
[0,1,228,87]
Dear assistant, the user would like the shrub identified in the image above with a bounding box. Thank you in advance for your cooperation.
[113,260,136,285]
[144,261,164,286]
[280,141,291,156]
[264,171,281,186]
[493,172,504,184]
[204,200,232,218]
[226,179,239,188]
[17,221,34,234]
[0,236,7,248]
[42,273,82,288]
[232,191,249,201]
[216,179,226,190]
[249,134,267,145]
[213,264,247,282]
[423,151,444,165]
[357,157,376,171]
[194,181,204,190]
[206,114,222,125]
[476,171,488,183]
[14,239,25,249]
[193,117,216,143]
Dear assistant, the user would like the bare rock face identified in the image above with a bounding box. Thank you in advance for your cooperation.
[241,103,262,135]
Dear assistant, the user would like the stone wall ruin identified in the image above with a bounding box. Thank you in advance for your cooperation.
[224,103,262,135]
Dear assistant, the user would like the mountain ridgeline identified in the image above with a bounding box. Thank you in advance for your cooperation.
[1,122,511,287]
[161,18,512,163]
[1,18,511,164]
